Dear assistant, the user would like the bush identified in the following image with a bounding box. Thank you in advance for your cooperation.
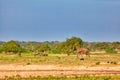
[105,46,117,53]
[107,61,117,64]
[1,40,23,54]
[80,58,84,60]
[96,62,100,65]
[27,62,31,65]
[107,61,109,63]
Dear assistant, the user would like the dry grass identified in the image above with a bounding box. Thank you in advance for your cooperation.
[0,53,120,79]
[0,52,120,66]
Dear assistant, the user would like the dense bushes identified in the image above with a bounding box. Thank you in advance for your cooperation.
[1,40,24,54]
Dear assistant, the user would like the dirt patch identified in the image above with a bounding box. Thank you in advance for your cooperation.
[0,65,120,78]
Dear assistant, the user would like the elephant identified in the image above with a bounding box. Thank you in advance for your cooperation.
[77,48,90,58]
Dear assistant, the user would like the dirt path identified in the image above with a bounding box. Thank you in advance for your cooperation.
[0,65,120,78]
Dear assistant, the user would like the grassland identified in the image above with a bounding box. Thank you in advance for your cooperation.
[0,52,120,66]
[0,52,120,79]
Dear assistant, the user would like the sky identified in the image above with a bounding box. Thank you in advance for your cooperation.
[0,0,120,42]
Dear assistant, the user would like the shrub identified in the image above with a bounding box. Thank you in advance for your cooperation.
[105,46,117,54]
[27,62,31,65]
[107,61,110,63]
[80,58,84,60]
[110,62,117,65]
[96,62,100,65]
[1,40,24,54]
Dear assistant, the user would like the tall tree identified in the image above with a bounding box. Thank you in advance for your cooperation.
[63,36,83,55]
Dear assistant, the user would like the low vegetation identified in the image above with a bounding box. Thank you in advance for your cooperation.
[0,37,120,55]
[1,75,120,80]
[0,37,120,79]
[0,53,120,66]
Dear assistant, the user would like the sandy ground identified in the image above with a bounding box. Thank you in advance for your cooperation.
[0,65,120,78]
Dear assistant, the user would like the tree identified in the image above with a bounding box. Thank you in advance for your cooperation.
[1,40,23,54]
[94,42,109,51]
[55,42,66,54]
[37,43,50,53]
[111,42,120,51]
[62,36,83,55]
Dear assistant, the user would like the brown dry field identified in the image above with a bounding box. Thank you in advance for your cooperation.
[0,64,120,78]
[0,53,120,79]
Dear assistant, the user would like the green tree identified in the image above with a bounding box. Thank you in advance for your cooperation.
[37,43,50,53]
[1,40,23,54]
[54,42,66,54]
[62,36,83,55]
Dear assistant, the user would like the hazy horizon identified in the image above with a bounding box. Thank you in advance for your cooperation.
[1,0,120,42]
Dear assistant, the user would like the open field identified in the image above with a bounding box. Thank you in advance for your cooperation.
[0,53,120,79]
[0,52,120,66]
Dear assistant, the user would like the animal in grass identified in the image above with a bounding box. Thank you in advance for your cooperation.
[42,53,48,56]
[34,52,41,56]
[77,48,90,58]
[34,52,48,56]
[18,52,21,57]
[67,50,71,56]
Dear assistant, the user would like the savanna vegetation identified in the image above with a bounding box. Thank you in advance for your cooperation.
[0,36,120,55]
[0,37,120,79]
[0,52,120,66]
[0,36,120,65]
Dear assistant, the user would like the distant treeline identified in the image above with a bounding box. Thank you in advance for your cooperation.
[0,37,120,54]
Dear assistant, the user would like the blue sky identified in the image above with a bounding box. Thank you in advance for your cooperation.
[0,0,120,42]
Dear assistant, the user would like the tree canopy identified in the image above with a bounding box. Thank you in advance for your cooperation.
[0,38,120,54]
[1,40,23,53]
[56,37,83,54]
[37,43,50,53]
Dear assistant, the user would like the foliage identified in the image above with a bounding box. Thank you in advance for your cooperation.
[0,40,120,53]
[52,42,65,54]
[51,37,83,54]
[105,46,117,53]
[19,41,41,52]
[1,40,23,53]
[37,43,50,52]
[111,42,120,51]
[63,36,83,54]
[94,42,109,51]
